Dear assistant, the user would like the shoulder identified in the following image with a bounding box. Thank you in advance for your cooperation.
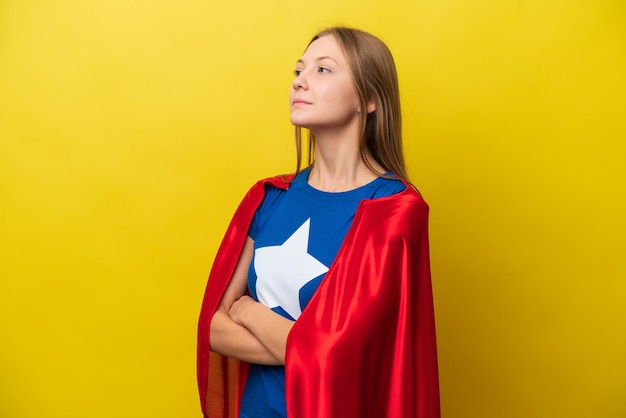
[241,174,294,199]
[364,184,428,217]
[229,174,294,217]
[253,174,294,190]
[358,185,429,240]
[255,174,296,189]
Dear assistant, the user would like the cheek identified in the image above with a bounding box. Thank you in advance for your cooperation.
[334,81,360,109]
[337,88,360,112]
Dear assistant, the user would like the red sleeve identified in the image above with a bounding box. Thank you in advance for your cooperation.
[285,187,440,418]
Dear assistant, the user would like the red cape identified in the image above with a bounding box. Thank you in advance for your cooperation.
[197,175,440,418]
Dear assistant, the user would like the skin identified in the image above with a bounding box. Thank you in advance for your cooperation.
[209,34,384,365]
[291,35,383,191]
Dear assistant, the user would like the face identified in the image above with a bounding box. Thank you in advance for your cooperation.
[289,35,361,132]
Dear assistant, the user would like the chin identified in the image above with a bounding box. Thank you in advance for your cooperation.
[290,117,311,129]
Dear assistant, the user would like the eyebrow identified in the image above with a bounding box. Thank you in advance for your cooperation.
[296,56,339,65]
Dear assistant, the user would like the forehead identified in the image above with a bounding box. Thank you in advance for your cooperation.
[300,35,346,63]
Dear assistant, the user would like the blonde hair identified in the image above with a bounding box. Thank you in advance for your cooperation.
[294,27,408,181]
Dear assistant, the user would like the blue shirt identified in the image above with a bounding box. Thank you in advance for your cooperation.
[240,167,405,418]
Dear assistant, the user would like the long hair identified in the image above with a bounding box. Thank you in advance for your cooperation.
[294,27,408,181]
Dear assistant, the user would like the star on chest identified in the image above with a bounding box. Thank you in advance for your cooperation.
[253,219,328,320]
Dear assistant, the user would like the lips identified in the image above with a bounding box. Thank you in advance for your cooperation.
[292,98,312,106]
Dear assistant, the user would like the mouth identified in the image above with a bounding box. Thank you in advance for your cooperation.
[292,99,311,106]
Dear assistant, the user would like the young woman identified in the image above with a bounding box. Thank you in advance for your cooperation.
[197,27,440,418]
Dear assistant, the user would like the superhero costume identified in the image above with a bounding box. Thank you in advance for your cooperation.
[197,175,440,418]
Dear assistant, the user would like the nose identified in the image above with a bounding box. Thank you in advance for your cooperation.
[292,72,308,90]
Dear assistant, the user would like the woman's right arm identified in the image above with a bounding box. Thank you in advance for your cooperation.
[209,236,282,365]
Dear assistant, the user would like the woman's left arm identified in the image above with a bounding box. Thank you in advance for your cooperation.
[229,295,294,365]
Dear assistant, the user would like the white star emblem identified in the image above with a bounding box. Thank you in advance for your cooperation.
[254,218,328,319]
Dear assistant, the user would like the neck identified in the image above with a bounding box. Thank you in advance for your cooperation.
[307,125,384,192]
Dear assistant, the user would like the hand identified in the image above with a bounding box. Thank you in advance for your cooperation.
[229,295,261,327]
[228,294,293,364]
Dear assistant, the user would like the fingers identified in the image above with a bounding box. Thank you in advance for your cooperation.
[229,295,254,325]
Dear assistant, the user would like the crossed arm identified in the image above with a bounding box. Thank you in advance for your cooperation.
[209,236,295,365]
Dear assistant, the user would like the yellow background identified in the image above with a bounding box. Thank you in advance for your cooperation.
[1,0,624,417]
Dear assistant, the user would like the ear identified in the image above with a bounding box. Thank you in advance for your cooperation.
[366,99,376,114]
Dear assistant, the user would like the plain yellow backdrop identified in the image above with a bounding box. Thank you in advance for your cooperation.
[1,0,624,417]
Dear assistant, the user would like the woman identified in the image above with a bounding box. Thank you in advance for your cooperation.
[197,27,440,418]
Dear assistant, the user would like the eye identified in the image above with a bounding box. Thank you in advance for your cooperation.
[318,66,331,74]
[294,69,303,77]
